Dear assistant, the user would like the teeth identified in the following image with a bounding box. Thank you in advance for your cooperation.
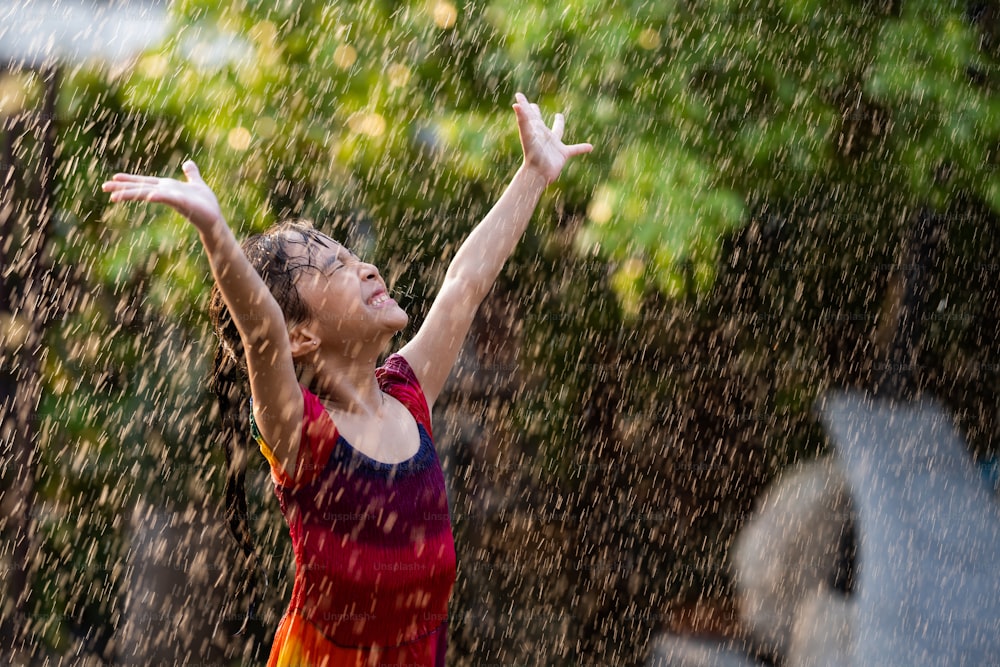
[370,294,388,306]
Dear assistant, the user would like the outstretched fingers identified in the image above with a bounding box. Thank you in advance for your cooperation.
[513,93,547,124]
[102,174,161,202]
[103,184,165,204]
[104,173,161,186]
[182,160,205,185]
[551,113,565,141]
[102,159,204,194]
[563,141,594,158]
[102,161,224,230]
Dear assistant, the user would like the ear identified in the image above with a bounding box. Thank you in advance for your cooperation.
[288,321,320,359]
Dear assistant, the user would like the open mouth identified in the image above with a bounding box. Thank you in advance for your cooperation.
[367,291,391,307]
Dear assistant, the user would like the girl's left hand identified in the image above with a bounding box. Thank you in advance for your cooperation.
[513,92,593,185]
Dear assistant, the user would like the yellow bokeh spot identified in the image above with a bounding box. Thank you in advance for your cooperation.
[387,63,411,89]
[348,112,386,138]
[227,126,252,151]
[256,116,276,139]
[587,187,615,225]
[637,28,661,50]
[334,44,358,69]
[621,257,645,281]
[0,312,29,351]
[249,20,277,47]
[611,260,646,318]
[138,54,169,78]
[432,1,457,29]
[248,20,280,67]
[0,75,28,115]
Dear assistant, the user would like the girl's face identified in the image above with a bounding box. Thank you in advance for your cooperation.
[291,233,409,347]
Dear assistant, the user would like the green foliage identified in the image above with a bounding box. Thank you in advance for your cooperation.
[111,1,999,308]
[13,58,224,659]
[868,2,1000,210]
[57,0,1000,312]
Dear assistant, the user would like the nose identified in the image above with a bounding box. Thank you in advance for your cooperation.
[359,260,380,281]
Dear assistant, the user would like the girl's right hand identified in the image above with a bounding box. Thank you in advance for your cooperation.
[102,160,224,232]
[105,159,305,476]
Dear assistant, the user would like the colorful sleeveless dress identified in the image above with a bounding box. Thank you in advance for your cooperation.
[251,354,457,666]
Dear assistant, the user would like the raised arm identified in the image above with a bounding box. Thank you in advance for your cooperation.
[400,93,592,406]
[102,162,304,473]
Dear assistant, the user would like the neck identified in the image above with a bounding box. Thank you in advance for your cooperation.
[301,337,389,415]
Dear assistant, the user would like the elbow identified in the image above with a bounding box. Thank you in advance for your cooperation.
[442,269,491,305]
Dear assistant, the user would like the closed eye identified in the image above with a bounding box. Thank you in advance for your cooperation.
[339,249,363,266]
[319,246,362,275]
[321,255,344,274]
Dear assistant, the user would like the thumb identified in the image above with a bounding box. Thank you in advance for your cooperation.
[564,142,594,157]
[182,159,204,184]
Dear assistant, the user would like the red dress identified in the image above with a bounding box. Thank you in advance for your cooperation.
[252,354,456,666]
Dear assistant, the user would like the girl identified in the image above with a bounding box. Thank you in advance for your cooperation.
[103,93,591,666]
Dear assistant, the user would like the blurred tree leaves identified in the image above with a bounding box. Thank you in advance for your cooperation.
[0,0,971,306]
[115,0,999,304]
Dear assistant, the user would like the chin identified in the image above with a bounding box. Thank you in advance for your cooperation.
[390,310,409,332]
[387,303,408,328]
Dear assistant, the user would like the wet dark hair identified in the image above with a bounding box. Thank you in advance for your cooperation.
[208,219,331,631]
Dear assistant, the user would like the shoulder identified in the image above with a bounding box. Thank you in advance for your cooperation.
[376,353,421,387]
[252,384,338,488]
[377,353,433,434]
